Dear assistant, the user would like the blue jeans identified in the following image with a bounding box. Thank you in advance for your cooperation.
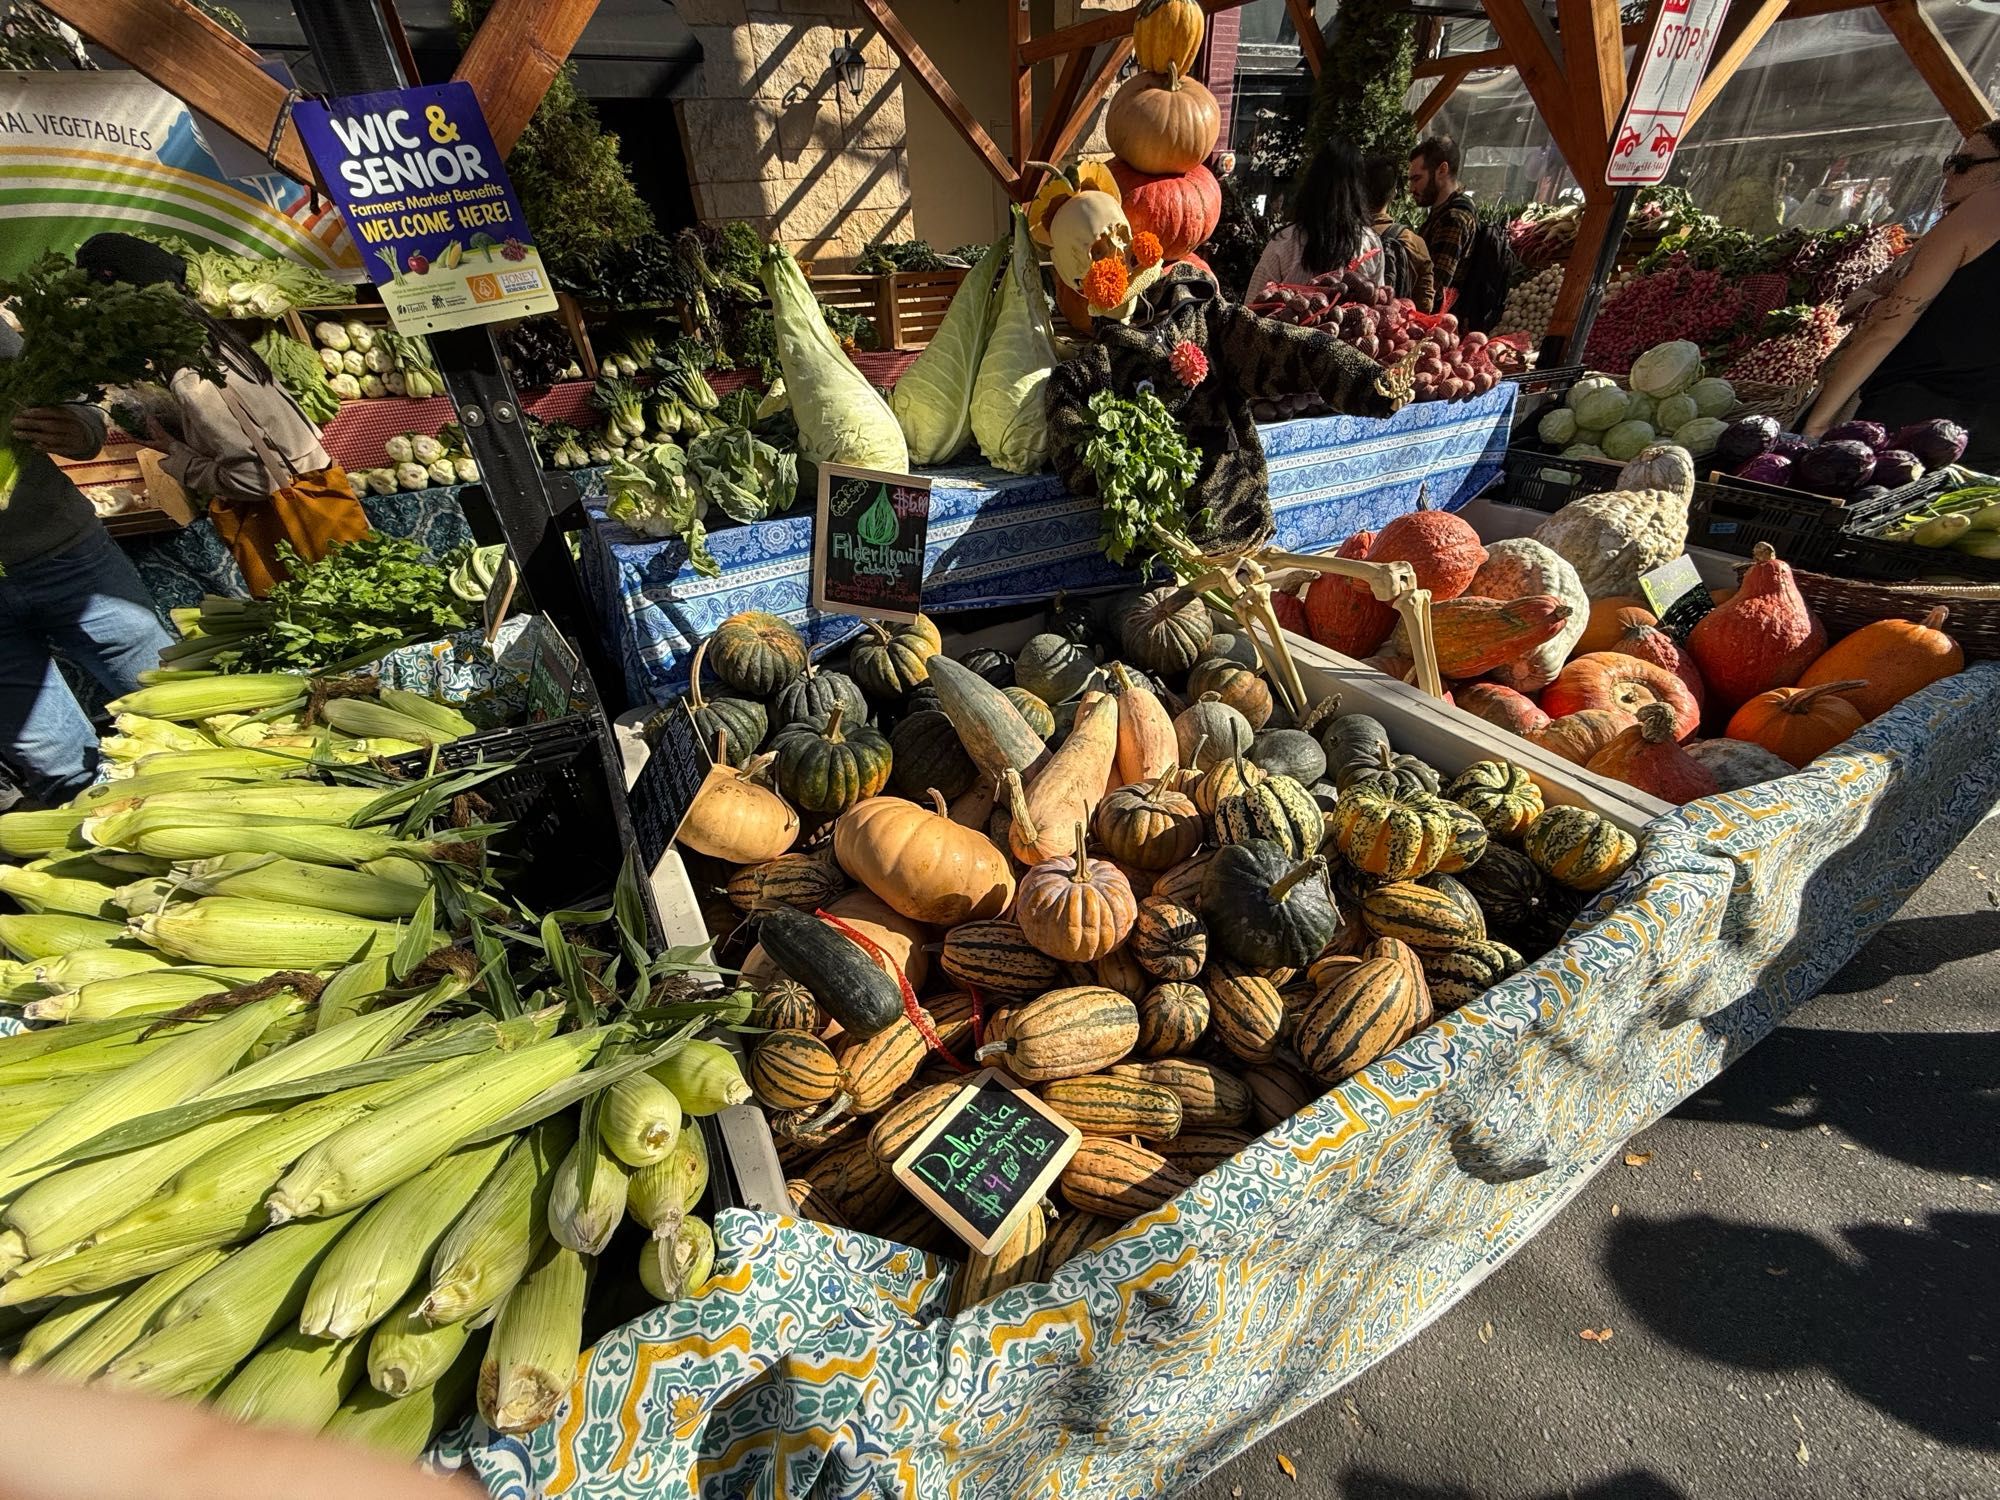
[0,527,172,804]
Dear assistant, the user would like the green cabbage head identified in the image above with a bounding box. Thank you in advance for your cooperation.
[972,207,1059,474]
[891,234,1006,465]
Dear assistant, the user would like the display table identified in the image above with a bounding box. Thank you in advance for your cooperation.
[578,387,1515,705]
[458,662,2000,1499]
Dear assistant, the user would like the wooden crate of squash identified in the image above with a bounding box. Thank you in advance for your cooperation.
[654,595,1649,1304]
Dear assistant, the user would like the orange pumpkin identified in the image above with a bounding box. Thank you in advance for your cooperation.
[1725,679,1867,768]
[1585,702,1720,804]
[1540,653,1700,740]
[1015,823,1139,962]
[1105,64,1221,176]
[1531,707,1638,767]
[1366,502,1488,600]
[1110,160,1222,261]
[1794,606,1963,721]
[1686,542,1825,710]
[1575,598,1650,656]
[1599,607,1705,711]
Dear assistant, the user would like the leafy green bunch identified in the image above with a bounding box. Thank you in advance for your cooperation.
[1083,388,1203,569]
[211,534,471,674]
[0,253,215,423]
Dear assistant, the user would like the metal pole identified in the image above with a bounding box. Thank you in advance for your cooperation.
[1551,185,1637,367]
[290,0,627,713]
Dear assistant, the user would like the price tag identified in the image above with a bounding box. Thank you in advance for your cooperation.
[890,1067,1080,1256]
[812,463,932,624]
[1638,554,1715,644]
[629,702,711,873]
[524,628,584,722]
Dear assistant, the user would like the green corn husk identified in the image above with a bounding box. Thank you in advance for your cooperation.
[85,811,451,870]
[25,966,281,1023]
[327,1333,483,1458]
[0,1016,189,1089]
[132,897,402,966]
[637,1213,715,1302]
[478,1241,587,1436]
[9,1285,119,1370]
[5,947,178,996]
[314,955,397,1034]
[112,713,212,751]
[99,1208,360,1396]
[0,992,431,1274]
[176,853,431,920]
[0,866,121,919]
[546,1133,629,1255]
[422,1115,574,1327]
[82,766,302,805]
[318,698,455,745]
[0,913,130,960]
[0,993,294,1200]
[627,1125,708,1237]
[298,1136,513,1339]
[268,1028,607,1223]
[106,673,309,721]
[0,1071,447,1305]
[599,1071,683,1168]
[23,852,143,885]
[0,807,87,859]
[366,1289,472,1397]
[110,877,179,917]
[0,1078,96,1151]
[31,1247,230,1383]
[377,689,478,740]
[93,785,388,824]
[212,1327,369,1431]
[649,1039,752,1116]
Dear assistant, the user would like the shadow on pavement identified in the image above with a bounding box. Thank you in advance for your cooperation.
[1816,909,2000,993]
[1603,1210,2000,1450]
[1670,1026,2000,1178]
[1340,1469,1687,1499]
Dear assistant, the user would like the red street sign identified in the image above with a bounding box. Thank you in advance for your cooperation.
[1607,0,1730,186]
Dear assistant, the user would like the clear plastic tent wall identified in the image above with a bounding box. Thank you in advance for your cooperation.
[1410,4,2000,230]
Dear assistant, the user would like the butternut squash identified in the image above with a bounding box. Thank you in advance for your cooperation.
[1004,692,1121,864]
[1108,663,1178,785]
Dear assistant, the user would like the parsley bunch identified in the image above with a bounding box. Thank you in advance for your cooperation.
[208,535,471,674]
[1083,388,1203,569]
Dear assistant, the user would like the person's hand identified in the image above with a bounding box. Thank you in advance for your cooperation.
[11,406,98,459]
[1799,411,1829,441]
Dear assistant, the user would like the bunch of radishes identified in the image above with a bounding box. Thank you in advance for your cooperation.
[1723,302,1846,386]
[1583,257,1749,374]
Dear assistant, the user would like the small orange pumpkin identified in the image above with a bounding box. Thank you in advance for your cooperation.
[1015,823,1139,962]
[1575,598,1651,657]
[1530,707,1638,767]
[1542,653,1700,740]
[1725,679,1868,768]
[1794,606,1963,722]
[1585,702,1720,804]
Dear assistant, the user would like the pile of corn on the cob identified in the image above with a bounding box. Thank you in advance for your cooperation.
[0,687,754,1455]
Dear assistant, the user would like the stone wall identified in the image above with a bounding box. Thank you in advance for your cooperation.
[674,0,913,268]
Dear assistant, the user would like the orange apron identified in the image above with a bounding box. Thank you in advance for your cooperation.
[204,380,369,597]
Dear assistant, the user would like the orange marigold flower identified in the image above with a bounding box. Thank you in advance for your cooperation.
[1081,255,1128,309]
[1132,231,1163,268]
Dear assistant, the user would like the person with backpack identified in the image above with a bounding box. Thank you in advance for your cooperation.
[1407,136,1515,332]
[1364,153,1435,312]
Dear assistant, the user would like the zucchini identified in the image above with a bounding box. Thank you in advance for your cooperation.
[757,907,906,1039]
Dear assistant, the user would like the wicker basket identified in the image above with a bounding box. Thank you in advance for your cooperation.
[1728,379,1813,425]
[1785,567,2000,660]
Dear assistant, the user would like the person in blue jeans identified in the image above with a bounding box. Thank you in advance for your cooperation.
[1,320,172,804]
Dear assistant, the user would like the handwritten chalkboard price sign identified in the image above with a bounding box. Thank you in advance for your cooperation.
[629,702,711,873]
[811,462,932,625]
[890,1068,1081,1255]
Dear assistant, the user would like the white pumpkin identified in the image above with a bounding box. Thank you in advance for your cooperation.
[1050,190,1132,294]
[1468,538,1589,693]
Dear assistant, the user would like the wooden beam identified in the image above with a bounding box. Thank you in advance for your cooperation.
[1480,0,1589,173]
[1030,44,1096,167]
[1547,190,1619,342]
[1021,0,1248,66]
[1875,0,1994,136]
[1684,0,1788,133]
[857,0,1020,190]
[38,0,312,181]
[1286,0,1326,77]
[1009,0,1032,174]
[452,0,602,157]
[1026,38,1134,197]
[1556,0,1626,178]
[1412,61,1473,130]
[1413,25,1643,79]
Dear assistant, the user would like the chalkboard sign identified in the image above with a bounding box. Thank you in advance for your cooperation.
[890,1067,1080,1255]
[630,702,711,873]
[1638,554,1716,644]
[811,463,932,624]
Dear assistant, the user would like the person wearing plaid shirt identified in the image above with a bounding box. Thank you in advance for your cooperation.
[1409,137,1478,299]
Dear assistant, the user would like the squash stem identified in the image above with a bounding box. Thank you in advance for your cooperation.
[924,788,950,817]
[1782,679,1868,712]
[1070,822,1091,883]
[688,637,711,712]
[1268,856,1324,904]
[822,704,847,743]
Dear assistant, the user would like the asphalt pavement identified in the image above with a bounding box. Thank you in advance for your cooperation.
[1179,819,2000,1500]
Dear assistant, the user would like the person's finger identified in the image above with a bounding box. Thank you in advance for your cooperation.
[9,411,82,452]
[0,1373,484,1500]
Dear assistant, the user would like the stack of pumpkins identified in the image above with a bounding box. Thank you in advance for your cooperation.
[1106,1,1224,272]
[1296,441,1968,802]
[663,598,1637,1300]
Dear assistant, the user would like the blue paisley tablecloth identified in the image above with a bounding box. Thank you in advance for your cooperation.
[449,664,2000,1499]
[578,390,1515,706]
[121,488,475,613]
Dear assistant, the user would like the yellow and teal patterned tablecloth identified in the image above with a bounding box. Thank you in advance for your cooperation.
[454,664,2000,1499]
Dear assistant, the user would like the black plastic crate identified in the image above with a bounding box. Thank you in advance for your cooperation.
[1834,470,1958,538]
[1822,531,2000,584]
[1503,363,1587,399]
[1684,477,1839,568]
[1496,447,1623,513]
[387,712,643,918]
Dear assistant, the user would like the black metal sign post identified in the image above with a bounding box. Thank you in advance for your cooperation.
[289,0,626,716]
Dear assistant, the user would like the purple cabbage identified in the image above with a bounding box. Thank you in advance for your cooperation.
[1824,419,1891,451]
[1771,433,1815,462]
[1737,453,1793,487]
[1716,414,1780,468]
[1892,419,1970,470]
[1794,439,1877,496]
[1869,449,1926,489]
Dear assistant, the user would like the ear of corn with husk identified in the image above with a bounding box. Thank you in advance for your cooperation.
[131,897,403,967]
[422,1114,573,1327]
[211,1327,369,1431]
[478,1240,587,1435]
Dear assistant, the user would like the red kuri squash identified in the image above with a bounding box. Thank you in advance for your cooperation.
[1794,606,1963,721]
[1599,608,1705,711]
[1585,702,1720,803]
[1303,530,1395,655]
[1540,653,1700,740]
[1366,501,1488,600]
[1453,682,1550,739]
[1531,708,1638,766]
[1575,597,1650,656]
[1686,542,1826,710]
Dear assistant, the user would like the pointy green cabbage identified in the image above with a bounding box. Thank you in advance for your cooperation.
[890,234,1006,465]
[759,246,908,473]
[971,209,1058,475]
